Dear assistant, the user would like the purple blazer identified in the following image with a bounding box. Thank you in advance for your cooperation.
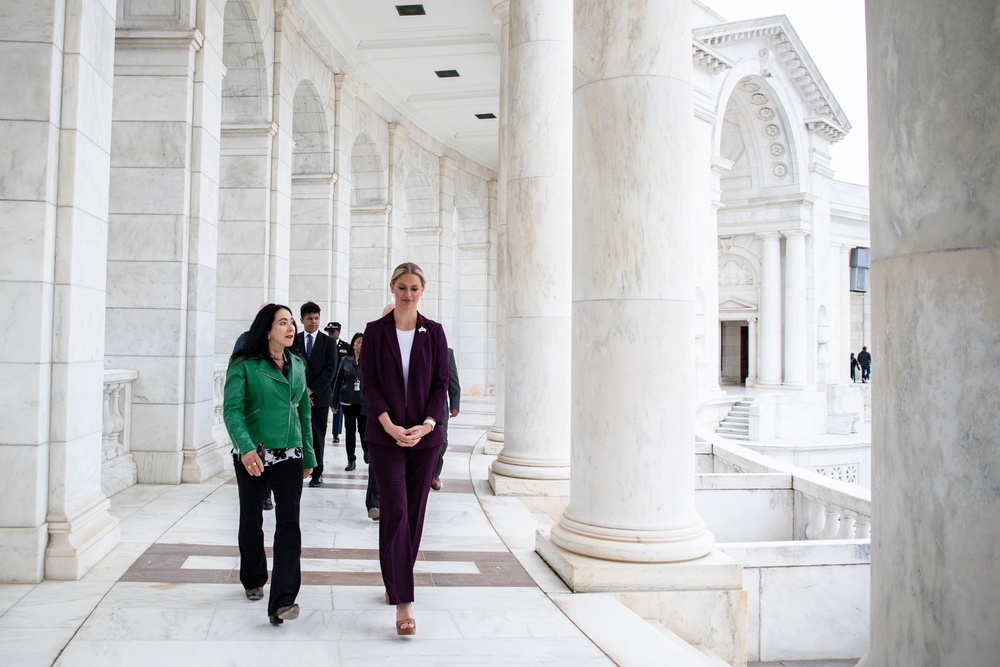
[361,311,449,449]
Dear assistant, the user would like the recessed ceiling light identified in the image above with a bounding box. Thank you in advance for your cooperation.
[435,69,460,78]
[396,5,426,16]
[475,113,497,120]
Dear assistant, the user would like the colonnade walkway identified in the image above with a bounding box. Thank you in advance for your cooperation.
[1,398,857,667]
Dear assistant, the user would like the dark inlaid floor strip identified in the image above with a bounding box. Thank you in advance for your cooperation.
[122,544,535,587]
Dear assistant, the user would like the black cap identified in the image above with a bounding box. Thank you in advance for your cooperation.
[324,322,341,331]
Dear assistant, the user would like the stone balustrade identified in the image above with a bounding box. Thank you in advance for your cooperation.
[102,369,139,497]
[213,364,226,426]
[213,365,232,449]
[698,430,872,541]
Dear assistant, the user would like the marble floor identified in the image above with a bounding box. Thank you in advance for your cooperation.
[0,397,860,667]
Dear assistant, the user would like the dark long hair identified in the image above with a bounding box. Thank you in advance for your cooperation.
[232,304,301,364]
[350,332,363,359]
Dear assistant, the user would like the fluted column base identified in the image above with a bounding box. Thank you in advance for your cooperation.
[549,513,714,563]
[489,455,570,496]
[44,498,121,580]
[537,532,747,666]
[181,440,229,483]
[484,426,505,455]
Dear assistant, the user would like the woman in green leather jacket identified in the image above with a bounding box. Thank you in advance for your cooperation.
[224,303,315,626]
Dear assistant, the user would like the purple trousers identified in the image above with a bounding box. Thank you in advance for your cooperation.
[369,442,441,604]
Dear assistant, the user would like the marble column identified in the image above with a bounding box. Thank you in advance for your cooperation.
[0,0,121,582]
[489,0,572,494]
[110,23,226,485]
[538,4,745,662]
[839,245,852,381]
[867,0,1000,663]
[486,0,509,453]
[330,74,356,327]
[782,229,807,387]
[747,317,758,386]
[550,0,712,564]
[757,231,782,386]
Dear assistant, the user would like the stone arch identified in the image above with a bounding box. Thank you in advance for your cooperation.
[351,133,385,205]
[718,75,799,197]
[288,80,334,311]
[292,80,331,175]
[215,0,274,359]
[221,0,269,122]
[404,169,436,229]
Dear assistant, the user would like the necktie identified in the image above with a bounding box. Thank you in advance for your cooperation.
[306,333,313,358]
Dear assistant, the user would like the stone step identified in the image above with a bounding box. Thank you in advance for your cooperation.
[550,592,730,667]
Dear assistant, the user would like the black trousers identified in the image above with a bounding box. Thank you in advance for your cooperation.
[434,414,450,477]
[234,455,304,616]
[310,404,329,480]
[342,403,368,463]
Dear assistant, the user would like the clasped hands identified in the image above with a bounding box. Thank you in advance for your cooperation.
[390,422,433,448]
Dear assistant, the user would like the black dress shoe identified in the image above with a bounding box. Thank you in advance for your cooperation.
[245,587,264,601]
[345,460,356,472]
[269,603,299,625]
[363,451,370,464]
[308,476,323,487]
[262,496,273,511]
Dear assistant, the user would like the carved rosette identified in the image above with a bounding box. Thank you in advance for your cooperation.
[737,77,790,182]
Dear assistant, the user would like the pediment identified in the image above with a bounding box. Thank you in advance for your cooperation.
[719,297,756,312]
[694,16,850,141]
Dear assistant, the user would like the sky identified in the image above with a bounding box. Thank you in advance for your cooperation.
[701,0,870,186]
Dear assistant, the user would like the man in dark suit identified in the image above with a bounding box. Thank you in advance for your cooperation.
[431,348,460,491]
[294,302,338,487]
[324,321,351,443]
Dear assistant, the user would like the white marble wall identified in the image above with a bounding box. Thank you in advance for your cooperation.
[289,173,335,310]
[868,0,1000,663]
[0,0,121,582]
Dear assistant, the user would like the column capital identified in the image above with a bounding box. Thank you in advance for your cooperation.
[491,0,510,24]
[757,230,782,240]
[782,228,809,239]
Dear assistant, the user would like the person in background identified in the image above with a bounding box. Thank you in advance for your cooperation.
[858,346,872,383]
[224,304,315,626]
[850,352,859,383]
[324,322,350,443]
[293,302,338,488]
[362,263,449,636]
[333,332,367,471]
[431,348,460,491]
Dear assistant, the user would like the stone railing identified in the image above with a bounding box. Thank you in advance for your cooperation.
[214,364,232,449]
[213,364,226,426]
[102,369,139,497]
[698,429,872,541]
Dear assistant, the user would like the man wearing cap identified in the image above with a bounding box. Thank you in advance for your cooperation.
[324,322,351,444]
[293,302,338,488]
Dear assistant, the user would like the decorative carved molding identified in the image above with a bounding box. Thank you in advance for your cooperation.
[692,44,732,74]
[694,18,851,143]
[719,257,756,286]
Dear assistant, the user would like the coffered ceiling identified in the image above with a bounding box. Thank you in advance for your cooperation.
[302,1,501,171]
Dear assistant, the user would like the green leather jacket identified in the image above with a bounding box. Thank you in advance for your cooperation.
[223,351,317,469]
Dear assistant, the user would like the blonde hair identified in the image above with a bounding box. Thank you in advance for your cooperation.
[389,262,426,287]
